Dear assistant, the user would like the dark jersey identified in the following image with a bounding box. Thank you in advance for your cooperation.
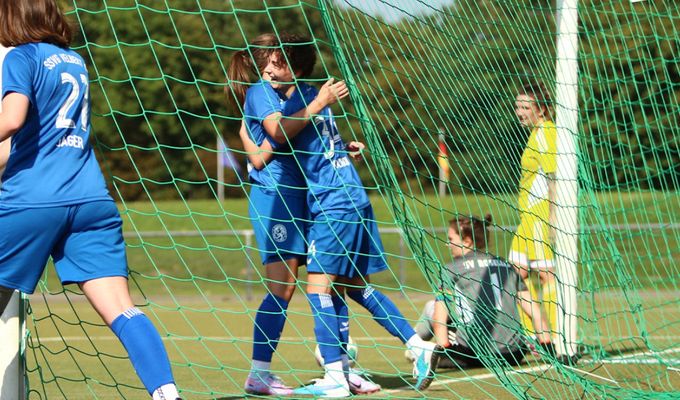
[446,251,527,354]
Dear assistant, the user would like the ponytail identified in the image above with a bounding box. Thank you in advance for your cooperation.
[226,50,254,112]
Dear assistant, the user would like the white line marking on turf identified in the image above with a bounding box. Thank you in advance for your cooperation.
[33,335,400,343]
[561,364,619,385]
[383,363,554,393]
[381,346,680,392]
[601,359,680,365]
[34,334,680,343]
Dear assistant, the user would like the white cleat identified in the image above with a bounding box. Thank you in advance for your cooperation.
[412,342,440,390]
[293,377,351,398]
[244,373,294,396]
[348,369,381,395]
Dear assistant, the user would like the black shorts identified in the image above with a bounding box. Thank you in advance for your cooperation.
[438,343,528,369]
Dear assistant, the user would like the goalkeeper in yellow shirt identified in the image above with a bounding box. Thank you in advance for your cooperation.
[508,81,559,348]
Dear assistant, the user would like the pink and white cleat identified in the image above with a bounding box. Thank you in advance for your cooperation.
[244,373,294,396]
[348,369,381,395]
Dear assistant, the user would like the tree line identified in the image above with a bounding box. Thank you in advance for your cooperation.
[63,0,678,201]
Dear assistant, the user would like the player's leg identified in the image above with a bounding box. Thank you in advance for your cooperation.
[346,276,439,389]
[345,205,437,390]
[295,272,351,398]
[345,278,416,343]
[80,277,179,400]
[333,283,381,395]
[529,216,557,341]
[56,201,179,400]
[329,286,351,372]
[414,299,436,341]
[246,259,299,395]
[509,216,538,336]
[245,186,306,395]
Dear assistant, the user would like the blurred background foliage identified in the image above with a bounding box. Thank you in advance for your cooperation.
[63,0,679,201]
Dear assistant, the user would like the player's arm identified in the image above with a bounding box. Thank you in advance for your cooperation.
[0,92,28,142]
[0,93,28,169]
[238,121,273,170]
[264,78,349,144]
[432,298,452,347]
[0,137,10,172]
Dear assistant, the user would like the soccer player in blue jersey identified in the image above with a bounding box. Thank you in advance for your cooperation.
[245,34,438,397]
[0,1,180,399]
[227,33,360,396]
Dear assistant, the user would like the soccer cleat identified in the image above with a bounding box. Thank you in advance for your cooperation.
[244,373,294,396]
[348,369,381,395]
[293,377,351,398]
[412,342,440,391]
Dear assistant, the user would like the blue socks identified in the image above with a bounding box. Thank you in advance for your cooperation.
[253,293,289,362]
[111,308,174,395]
[347,286,416,344]
[307,293,342,365]
[332,294,349,354]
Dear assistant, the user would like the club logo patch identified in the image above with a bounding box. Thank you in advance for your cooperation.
[271,224,287,243]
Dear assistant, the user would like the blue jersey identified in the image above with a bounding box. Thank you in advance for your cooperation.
[284,83,369,216]
[0,43,110,207]
[244,80,305,196]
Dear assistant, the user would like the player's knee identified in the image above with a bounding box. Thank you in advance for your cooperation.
[268,282,296,302]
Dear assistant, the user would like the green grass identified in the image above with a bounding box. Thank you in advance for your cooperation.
[24,291,680,399]
[20,190,680,399]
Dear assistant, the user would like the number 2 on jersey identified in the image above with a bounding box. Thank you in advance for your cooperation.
[56,72,88,131]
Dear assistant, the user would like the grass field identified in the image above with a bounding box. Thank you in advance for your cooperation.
[19,191,680,399]
[24,290,680,399]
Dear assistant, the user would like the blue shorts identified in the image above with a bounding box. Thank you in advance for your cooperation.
[0,201,128,294]
[248,185,308,265]
[306,205,388,278]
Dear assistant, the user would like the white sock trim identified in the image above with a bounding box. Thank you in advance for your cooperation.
[251,360,272,377]
[122,307,144,319]
[152,383,179,400]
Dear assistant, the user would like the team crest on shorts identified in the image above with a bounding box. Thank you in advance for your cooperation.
[271,224,287,243]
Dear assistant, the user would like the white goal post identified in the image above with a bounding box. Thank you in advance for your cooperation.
[553,0,580,358]
[0,290,26,400]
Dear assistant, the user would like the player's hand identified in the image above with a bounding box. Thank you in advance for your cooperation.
[316,78,349,107]
[347,141,365,160]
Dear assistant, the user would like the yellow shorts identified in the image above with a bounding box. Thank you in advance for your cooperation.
[508,203,553,269]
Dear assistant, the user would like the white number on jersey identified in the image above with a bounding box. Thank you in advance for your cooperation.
[56,72,88,131]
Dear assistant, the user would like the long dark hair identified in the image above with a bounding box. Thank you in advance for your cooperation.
[225,32,317,112]
[0,0,72,48]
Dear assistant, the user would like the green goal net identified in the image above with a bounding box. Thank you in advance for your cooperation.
[13,0,679,399]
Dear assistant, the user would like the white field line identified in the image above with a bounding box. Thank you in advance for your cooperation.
[32,335,680,343]
[382,346,680,392]
[122,222,680,239]
[383,363,554,393]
